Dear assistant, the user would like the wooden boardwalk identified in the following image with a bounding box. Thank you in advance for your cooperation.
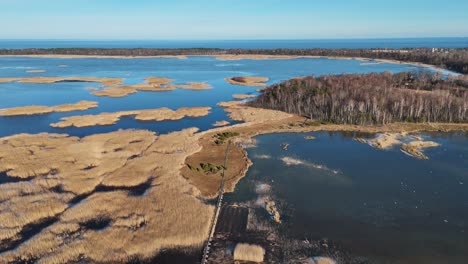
[200,141,231,264]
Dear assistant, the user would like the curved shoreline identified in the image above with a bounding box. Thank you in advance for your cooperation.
[182,101,468,199]
[0,54,457,74]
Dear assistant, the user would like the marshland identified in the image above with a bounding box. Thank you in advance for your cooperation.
[0,52,467,264]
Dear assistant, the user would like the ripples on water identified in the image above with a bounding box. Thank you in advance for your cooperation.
[227,131,468,264]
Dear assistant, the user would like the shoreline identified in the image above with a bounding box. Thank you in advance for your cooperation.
[183,101,468,199]
[0,54,455,74]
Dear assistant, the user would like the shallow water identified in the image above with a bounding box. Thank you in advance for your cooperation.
[226,131,468,264]
[0,56,451,137]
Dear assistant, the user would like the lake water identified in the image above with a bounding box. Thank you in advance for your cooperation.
[1,38,467,49]
[0,56,466,263]
[226,131,468,264]
[0,56,450,138]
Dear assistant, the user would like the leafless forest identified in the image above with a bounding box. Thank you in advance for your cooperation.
[248,72,468,125]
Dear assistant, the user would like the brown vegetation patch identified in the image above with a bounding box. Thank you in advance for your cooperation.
[225,76,269,87]
[0,128,214,263]
[50,107,211,128]
[233,243,265,262]
[92,77,212,98]
[0,101,98,116]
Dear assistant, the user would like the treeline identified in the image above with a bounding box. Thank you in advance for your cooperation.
[231,48,468,74]
[1,48,467,74]
[247,72,468,125]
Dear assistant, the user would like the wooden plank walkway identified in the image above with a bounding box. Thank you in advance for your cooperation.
[200,140,231,264]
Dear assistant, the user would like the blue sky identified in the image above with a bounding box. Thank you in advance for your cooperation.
[1,0,467,39]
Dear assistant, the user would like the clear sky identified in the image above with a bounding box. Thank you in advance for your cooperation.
[1,0,467,39]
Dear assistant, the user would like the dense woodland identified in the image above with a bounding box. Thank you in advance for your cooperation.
[1,47,467,74]
[248,72,468,125]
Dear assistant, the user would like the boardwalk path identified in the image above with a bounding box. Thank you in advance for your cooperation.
[201,140,231,264]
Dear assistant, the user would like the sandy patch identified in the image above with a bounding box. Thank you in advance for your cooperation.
[84,87,99,91]
[225,76,269,87]
[401,140,440,160]
[0,128,213,263]
[50,107,211,128]
[218,101,293,123]
[25,69,46,73]
[233,94,256,99]
[0,101,98,116]
[213,120,230,127]
[368,133,402,149]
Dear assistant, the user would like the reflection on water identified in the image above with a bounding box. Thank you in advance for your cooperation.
[227,132,468,264]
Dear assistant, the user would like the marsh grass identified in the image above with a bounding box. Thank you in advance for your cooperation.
[233,243,265,263]
[0,128,214,263]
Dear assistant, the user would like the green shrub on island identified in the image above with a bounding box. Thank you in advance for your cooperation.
[213,132,239,145]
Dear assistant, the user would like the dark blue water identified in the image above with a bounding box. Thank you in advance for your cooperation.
[0,38,467,49]
[227,131,468,264]
[1,56,450,138]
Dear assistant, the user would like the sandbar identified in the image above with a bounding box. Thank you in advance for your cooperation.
[25,69,46,73]
[213,120,231,127]
[0,101,98,116]
[0,76,123,86]
[401,140,440,160]
[50,107,211,128]
[1,54,188,59]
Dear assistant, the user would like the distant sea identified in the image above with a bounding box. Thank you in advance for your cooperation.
[0,38,467,49]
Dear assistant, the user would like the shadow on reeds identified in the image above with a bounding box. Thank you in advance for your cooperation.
[0,217,57,254]
[0,171,33,184]
[80,216,112,231]
[128,248,202,264]
[95,178,154,197]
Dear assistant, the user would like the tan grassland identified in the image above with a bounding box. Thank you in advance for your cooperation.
[92,77,212,98]
[233,94,256,99]
[0,128,214,263]
[225,76,269,87]
[50,107,211,128]
[25,70,46,73]
[233,243,265,263]
[0,101,98,116]
[0,76,123,86]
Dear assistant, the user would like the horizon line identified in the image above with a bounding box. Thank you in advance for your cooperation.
[1,37,468,41]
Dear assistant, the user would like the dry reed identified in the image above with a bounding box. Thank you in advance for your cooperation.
[233,243,265,262]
